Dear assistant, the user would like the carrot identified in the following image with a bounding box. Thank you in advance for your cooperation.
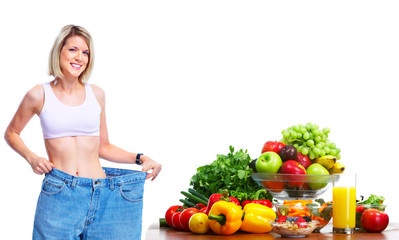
[318,203,328,213]
[286,206,311,217]
[288,210,311,217]
[283,199,313,206]
[312,216,326,224]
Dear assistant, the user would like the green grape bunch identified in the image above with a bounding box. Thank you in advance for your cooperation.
[280,122,341,160]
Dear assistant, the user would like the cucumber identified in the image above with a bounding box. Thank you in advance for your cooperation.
[180,191,208,205]
[159,218,169,228]
[179,198,195,207]
[188,188,209,202]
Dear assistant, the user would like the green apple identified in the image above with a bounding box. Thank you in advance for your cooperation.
[307,163,330,190]
[256,152,283,173]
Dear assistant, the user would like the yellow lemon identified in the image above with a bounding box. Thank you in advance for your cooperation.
[188,213,209,234]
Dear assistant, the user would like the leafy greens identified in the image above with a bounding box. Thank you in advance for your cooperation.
[357,194,385,205]
[190,146,273,202]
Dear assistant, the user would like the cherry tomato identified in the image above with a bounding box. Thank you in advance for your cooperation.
[195,203,206,209]
[199,207,207,213]
[179,207,200,231]
[171,212,183,230]
[356,205,365,213]
[165,205,184,227]
[361,209,389,233]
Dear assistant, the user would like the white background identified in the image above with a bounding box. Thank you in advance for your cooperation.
[1,1,398,239]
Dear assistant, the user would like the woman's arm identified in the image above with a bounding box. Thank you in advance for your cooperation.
[4,85,55,175]
[92,85,162,181]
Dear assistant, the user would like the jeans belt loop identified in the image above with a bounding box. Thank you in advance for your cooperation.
[110,178,115,191]
[71,176,77,189]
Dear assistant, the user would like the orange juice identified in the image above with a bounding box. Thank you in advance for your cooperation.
[333,186,356,229]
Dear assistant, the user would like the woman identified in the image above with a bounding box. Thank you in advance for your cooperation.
[4,25,161,240]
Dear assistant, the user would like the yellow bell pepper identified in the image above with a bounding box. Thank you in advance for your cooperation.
[240,203,276,233]
[207,201,243,235]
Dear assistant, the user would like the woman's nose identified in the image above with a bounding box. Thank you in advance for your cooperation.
[75,51,82,61]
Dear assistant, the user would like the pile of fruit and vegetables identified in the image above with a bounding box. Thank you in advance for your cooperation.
[251,123,345,197]
[356,194,389,232]
[159,123,390,235]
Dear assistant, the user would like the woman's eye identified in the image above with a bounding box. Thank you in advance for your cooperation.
[69,48,76,52]
[83,51,89,56]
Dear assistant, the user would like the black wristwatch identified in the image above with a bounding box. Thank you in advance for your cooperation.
[136,153,143,165]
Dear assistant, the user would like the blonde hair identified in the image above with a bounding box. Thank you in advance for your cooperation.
[48,25,94,84]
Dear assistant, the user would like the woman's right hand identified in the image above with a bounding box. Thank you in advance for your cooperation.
[28,155,55,175]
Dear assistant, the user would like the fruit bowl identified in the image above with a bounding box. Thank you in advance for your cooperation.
[274,201,333,233]
[356,204,387,229]
[251,173,336,199]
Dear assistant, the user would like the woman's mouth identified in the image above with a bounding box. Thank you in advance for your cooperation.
[71,63,82,70]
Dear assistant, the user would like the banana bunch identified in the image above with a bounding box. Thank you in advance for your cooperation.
[314,155,345,174]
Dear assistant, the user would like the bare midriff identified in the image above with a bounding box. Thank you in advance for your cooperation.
[45,136,106,179]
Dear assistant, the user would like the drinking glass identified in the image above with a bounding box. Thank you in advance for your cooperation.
[332,174,356,234]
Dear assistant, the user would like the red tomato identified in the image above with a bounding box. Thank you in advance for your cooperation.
[165,205,184,227]
[194,203,206,209]
[179,208,200,231]
[194,203,207,213]
[356,205,365,213]
[171,212,183,230]
[361,209,389,233]
[199,207,207,213]
[262,141,286,154]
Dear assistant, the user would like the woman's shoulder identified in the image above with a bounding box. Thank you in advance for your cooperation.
[89,83,105,98]
[26,83,45,102]
[19,83,46,113]
[88,83,106,107]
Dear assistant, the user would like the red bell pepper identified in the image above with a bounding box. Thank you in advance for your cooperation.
[205,190,240,215]
[241,189,272,208]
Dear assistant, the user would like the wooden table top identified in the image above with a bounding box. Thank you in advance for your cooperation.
[145,222,399,240]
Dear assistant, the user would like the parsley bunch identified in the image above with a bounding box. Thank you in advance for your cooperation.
[190,146,273,202]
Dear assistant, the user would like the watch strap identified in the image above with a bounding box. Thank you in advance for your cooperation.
[136,153,143,165]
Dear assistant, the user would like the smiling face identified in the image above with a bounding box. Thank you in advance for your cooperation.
[59,35,90,81]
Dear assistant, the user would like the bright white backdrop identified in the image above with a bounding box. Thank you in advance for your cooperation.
[1,1,398,239]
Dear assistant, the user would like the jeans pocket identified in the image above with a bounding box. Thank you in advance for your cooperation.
[41,178,66,195]
[119,181,145,202]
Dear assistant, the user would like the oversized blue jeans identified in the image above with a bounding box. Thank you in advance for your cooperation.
[33,168,147,240]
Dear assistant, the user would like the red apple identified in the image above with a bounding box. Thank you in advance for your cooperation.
[280,160,306,187]
[361,209,389,233]
[295,152,311,169]
[262,141,286,154]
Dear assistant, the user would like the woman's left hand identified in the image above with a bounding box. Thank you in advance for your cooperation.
[141,155,162,181]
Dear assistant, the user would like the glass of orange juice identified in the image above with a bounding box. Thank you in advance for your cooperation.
[332,174,356,234]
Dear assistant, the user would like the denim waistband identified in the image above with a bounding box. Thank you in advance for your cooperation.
[46,167,147,189]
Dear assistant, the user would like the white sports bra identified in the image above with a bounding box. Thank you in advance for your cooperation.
[39,82,101,139]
